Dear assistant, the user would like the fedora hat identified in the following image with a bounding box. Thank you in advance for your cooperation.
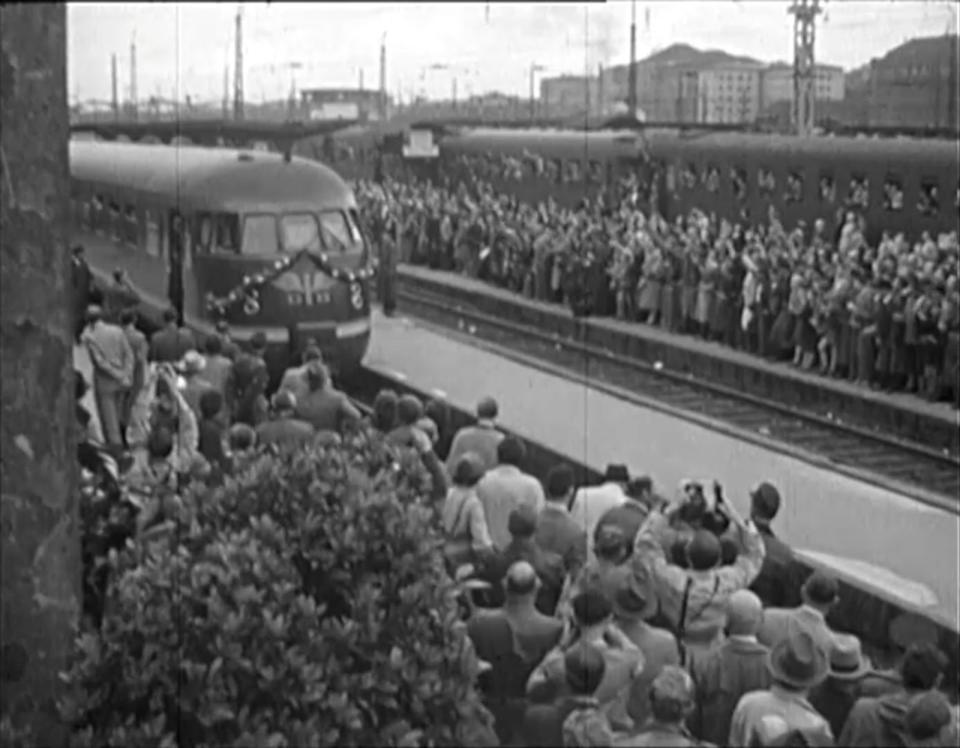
[604,464,630,484]
[612,574,658,622]
[828,634,871,681]
[767,628,829,689]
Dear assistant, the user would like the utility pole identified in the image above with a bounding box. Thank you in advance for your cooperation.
[222,64,229,118]
[233,5,244,120]
[379,33,387,121]
[111,53,119,122]
[529,62,544,121]
[628,0,638,115]
[789,0,822,136]
[358,67,364,91]
[129,34,138,121]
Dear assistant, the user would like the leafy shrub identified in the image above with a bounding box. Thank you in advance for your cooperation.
[63,433,497,747]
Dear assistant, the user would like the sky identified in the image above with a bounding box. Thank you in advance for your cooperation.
[68,1,958,105]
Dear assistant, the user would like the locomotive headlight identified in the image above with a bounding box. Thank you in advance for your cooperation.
[350,282,363,310]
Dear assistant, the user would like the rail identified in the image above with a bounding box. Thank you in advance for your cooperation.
[395,286,960,511]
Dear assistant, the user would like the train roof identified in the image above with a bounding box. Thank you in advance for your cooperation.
[642,130,959,169]
[440,127,647,159]
[69,139,357,213]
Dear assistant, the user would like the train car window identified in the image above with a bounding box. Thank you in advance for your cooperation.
[784,172,804,204]
[882,177,904,212]
[587,160,604,184]
[214,214,240,253]
[123,205,139,247]
[757,168,776,197]
[680,163,698,191]
[563,160,582,183]
[730,167,748,201]
[281,214,322,253]
[703,165,720,193]
[196,215,214,252]
[818,174,836,204]
[241,214,280,256]
[145,210,161,258]
[847,175,869,208]
[319,210,363,254]
[917,181,940,216]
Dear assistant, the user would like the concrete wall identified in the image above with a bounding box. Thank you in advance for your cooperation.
[0,4,78,745]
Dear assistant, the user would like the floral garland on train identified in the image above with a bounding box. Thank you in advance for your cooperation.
[205,249,377,318]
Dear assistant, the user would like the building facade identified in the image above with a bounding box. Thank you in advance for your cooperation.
[863,35,958,130]
[760,63,845,108]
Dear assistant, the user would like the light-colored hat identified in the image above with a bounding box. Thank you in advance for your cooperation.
[827,634,872,681]
[767,627,830,689]
[177,350,206,375]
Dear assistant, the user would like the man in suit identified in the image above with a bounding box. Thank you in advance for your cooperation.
[747,481,802,608]
[757,570,839,659]
[82,305,135,454]
[476,437,545,551]
[535,464,587,578]
[569,463,631,565]
[596,474,656,553]
[149,307,196,363]
[485,505,565,616]
[690,589,771,745]
[254,391,315,452]
[446,396,504,474]
[468,561,563,747]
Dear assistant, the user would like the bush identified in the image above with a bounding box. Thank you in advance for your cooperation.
[63,433,497,747]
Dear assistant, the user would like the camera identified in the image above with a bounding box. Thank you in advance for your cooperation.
[676,479,729,536]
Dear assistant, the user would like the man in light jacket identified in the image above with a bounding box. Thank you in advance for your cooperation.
[569,463,631,565]
[632,484,765,670]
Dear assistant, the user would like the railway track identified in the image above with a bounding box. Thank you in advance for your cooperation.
[395,287,960,507]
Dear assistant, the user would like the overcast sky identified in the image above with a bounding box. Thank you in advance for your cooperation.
[68,1,957,104]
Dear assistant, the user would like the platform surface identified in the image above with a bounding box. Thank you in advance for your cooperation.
[365,309,960,632]
[398,264,958,428]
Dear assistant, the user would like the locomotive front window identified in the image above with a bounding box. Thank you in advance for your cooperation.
[281,213,322,253]
[241,214,279,256]
[319,210,362,254]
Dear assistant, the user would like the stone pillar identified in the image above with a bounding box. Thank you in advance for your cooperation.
[0,5,77,746]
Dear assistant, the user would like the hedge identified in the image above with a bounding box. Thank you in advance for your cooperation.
[63,433,498,747]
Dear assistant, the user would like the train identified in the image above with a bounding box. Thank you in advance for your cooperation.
[330,123,959,245]
[69,139,374,377]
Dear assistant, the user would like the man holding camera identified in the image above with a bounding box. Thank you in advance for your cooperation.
[632,480,765,671]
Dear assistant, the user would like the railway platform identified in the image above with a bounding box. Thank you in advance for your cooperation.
[396,265,960,455]
[363,308,959,634]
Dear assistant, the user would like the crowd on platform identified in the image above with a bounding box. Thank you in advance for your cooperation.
[72,258,958,745]
[356,168,960,408]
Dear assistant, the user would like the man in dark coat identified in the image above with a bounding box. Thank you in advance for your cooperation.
[149,307,196,364]
[747,481,802,608]
[535,464,587,579]
[254,391,315,452]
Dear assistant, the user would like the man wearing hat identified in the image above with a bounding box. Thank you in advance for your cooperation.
[747,481,802,609]
[690,590,770,745]
[808,633,875,737]
[610,576,681,731]
[839,642,948,747]
[614,666,702,747]
[225,332,270,427]
[569,463,631,565]
[728,628,833,747]
[254,391,315,452]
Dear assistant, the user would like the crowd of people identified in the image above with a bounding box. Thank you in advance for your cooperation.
[356,166,959,407]
[72,275,958,746]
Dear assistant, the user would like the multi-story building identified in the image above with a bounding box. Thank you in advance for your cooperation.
[601,44,764,123]
[760,62,845,108]
[862,35,958,130]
